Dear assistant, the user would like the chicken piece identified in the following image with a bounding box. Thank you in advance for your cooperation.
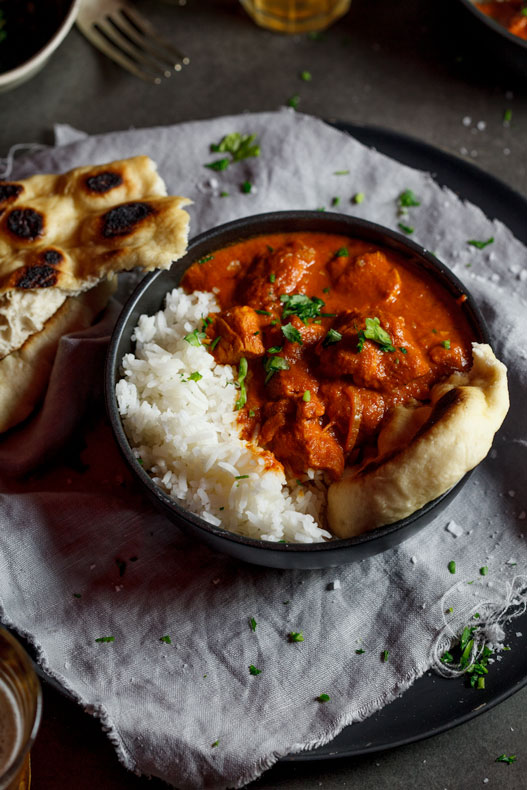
[271,418,345,480]
[320,382,386,450]
[210,306,265,365]
[317,309,431,391]
[237,241,316,309]
[260,399,292,445]
[266,357,319,400]
[330,250,401,306]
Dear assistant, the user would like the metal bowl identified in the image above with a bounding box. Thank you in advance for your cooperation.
[0,0,81,93]
[105,211,489,569]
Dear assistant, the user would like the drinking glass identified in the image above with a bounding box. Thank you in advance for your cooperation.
[0,627,42,790]
[239,0,352,33]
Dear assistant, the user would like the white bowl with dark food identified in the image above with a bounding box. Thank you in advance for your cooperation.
[0,0,81,92]
[105,212,509,569]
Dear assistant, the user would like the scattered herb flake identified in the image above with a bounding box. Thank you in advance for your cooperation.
[399,346,408,354]
[317,693,330,703]
[249,664,262,675]
[302,390,311,402]
[448,560,456,574]
[255,309,271,316]
[281,323,303,345]
[398,222,414,235]
[267,345,283,354]
[355,649,365,655]
[184,328,206,347]
[335,247,349,257]
[211,740,220,748]
[189,371,203,382]
[468,237,494,249]
[331,196,340,207]
[300,70,312,81]
[496,754,517,765]
[398,189,421,207]
[95,636,115,643]
[235,474,249,480]
[234,357,248,411]
[205,158,230,171]
[322,287,330,294]
[198,254,214,264]
[287,94,300,109]
[323,328,343,347]
[249,409,255,417]
[288,631,304,642]
[160,635,171,644]
[264,355,290,384]
[241,180,252,194]
[357,317,395,352]
[210,132,260,162]
[382,649,389,663]
[280,293,325,323]
[269,273,276,283]
[442,339,451,349]
[220,191,229,197]
[249,617,257,632]
[334,170,349,175]
[503,108,513,123]
[441,651,454,664]
[480,566,488,576]
[210,335,221,351]
[353,192,365,204]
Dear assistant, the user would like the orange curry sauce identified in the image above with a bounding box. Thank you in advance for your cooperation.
[475,2,527,40]
[182,232,474,481]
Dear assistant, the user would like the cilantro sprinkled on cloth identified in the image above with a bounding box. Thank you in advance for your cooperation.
[468,237,494,249]
[205,158,229,171]
[355,649,365,655]
[288,631,304,642]
[331,197,340,207]
[480,566,488,576]
[316,693,330,703]
[249,665,262,675]
[300,70,312,81]
[211,740,220,748]
[398,222,414,235]
[95,636,115,643]
[210,132,260,163]
[241,181,252,194]
[249,617,257,632]
[333,169,349,175]
[160,635,171,644]
[287,94,300,109]
[352,192,365,204]
[382,650,389,663]
[448,560,456,574]
[398,189,421,207]
[357,317,395,353]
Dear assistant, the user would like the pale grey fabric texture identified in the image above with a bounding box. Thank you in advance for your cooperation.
[0,111,526,789]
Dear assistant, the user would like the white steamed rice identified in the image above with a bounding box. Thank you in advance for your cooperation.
[116,287,331,543]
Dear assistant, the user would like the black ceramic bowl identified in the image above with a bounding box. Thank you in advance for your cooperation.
[105,212,489,570]
[456,0,527,78]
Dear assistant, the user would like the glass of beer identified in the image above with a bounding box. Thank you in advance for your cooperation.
[0,627,42,790]
[239,0,351,33]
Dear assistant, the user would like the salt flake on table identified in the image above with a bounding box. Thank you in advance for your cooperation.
[446,520,463,537]
[410,556,417,565]
[462,116,472,126]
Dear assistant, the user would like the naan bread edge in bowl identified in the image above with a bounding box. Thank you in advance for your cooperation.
[327,342,509,538]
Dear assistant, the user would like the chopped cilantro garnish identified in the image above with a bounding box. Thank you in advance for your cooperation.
[280,293,325,323]
[95,636,115,643]
[398,189,421,207]
[288,631,304,642]
[480,566,488,576]
[503,108,513,123]
[323,328,343,347]
[331,196,340,207]
[235,357,248,411]
[496,754,517,765]
[197,255,214,264]
[281,323,303,345]
[398,222,414,235]
[255,309,271,316]
[189,371,203,382]
[211,740,220,748]
[399,347,408,354]
[235,474,249,480]
[210,132,260,162]
[269,273,276,283]
[249,664,262,675]
[302,390,311,402]
[184,328,206,347]
[335,247,348,257]
[322,287,330,294]
[249,409,255,417]
[249,617,257,632]
[333,170,349,175]
[241,181,252,194]
[382,649,389,663]
[357,317,395,353]
[468,237,494,249]
[300,70,312,81]
[160,635,171,644]
[220,191,229,197]
[355,649,365,655]
[264,355,290,384]
[442,340,451,349]
[448,560,456,574]
[287,94,300,109]
[267,345,283,354]
[317,693,330,703]
[353,192,365,204]
[205,158,230,171]
[210,335,221,351]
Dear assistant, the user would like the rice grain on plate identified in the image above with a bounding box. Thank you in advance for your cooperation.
[116,288,329,543]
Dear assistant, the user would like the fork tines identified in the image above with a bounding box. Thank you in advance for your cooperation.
[78,2,190,84]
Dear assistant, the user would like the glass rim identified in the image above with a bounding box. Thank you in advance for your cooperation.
[0,625,43,786]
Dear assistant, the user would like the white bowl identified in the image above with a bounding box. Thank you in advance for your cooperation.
[0,0,81,93]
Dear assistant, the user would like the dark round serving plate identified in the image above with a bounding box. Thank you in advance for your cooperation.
[284,120,527,759]
[106,211,488,569]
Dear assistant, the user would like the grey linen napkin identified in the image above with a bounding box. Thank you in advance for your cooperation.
[1,111,526,789]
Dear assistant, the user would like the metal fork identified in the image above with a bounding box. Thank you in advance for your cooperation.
[77,0,189,84]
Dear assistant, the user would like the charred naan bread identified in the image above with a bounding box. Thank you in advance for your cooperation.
[0,156,191,433]
[327,343,509,538]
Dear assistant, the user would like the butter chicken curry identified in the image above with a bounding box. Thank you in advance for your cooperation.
[182,233,474,482]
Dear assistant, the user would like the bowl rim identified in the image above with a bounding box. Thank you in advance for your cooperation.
[457,0,527,51]
[0,0,82,87]
[106,210,489,554]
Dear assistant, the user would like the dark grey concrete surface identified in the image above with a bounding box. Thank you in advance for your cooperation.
[2,0,526,788]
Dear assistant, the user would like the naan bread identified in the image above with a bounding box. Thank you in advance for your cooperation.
[327,343,509,538]
[0,156,191,432]
[0,280,116,434]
